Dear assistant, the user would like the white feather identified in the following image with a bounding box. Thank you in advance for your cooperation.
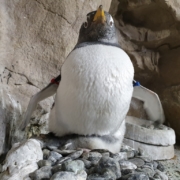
[49,44,134,136]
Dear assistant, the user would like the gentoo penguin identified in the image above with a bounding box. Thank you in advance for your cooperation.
[21,5,134,153]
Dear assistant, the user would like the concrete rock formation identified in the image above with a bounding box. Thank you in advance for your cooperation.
[0,0,111,155]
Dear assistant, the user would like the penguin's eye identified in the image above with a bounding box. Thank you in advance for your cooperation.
[84,21,88,28]
[109,21,113,27]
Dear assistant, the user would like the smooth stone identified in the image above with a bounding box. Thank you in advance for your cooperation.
[79,158,92,169]
[76,170,87,180]
[124,138,174,160]
[62,160,85,173]
[128,157,145,167]
[55,156,72,165]
[1,139,43,180]
[125,116,175,146]
[88,152,102,162]
[119,160,137,170]
[37,160,52,167]
[87,170,116,180]
[29,166,52,180]
[152,161,158,170]
[120,172,149,180]
[67,150,83,160]
[141,167,155,177]
[55,149,76,155]
[50,171,76,180]
[156,162,165,172]
[52,164,62,174]
[93,156,121,179]
[43,149,50,160]
[50,151,62,160]
[121,169,135,176]
[154,170,168,180]
[110,152,128,161]
[47,145,58,151]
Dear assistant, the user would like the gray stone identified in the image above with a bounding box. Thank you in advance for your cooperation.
[119,160,137,170]
[38,159,52,167]
[55,156,71,165]
[94,156,121,179]
[50,171,76,180]
[43,149,50,160]
[154,170,168,180]
[88,152,102,162]
[121,172,149,180]
[1,139,43,180]
[156,162,165,172]
[52,164,62,174]
[128,158,145,167]
[29,166,52,180]
[141,167,155,177]
[79,158,92,169]
[62,160,85,173]
[47,151,64,164]
[110,152,128,161]
[67,149,83,160]
[124,138,174,160]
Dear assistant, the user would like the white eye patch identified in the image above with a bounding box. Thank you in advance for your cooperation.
[109,15,114,23]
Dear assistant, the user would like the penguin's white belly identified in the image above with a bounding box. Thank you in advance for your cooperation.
[52,44,134,136]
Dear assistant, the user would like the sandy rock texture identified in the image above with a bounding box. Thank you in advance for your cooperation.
[110,0,180,142]
[0,0,112,155]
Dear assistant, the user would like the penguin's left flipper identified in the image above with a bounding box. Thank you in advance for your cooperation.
[132,84,165,124]
[20,75,61,130]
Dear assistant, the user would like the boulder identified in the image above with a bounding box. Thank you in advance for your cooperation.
[0,139,43,180]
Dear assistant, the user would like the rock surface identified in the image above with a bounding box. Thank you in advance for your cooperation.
[0,139,43,180]
[0,0,112,155]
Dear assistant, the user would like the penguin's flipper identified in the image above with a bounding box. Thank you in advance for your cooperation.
[20,75,61,130]
[132,85,165,124]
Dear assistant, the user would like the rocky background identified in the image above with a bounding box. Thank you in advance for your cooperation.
[0,0,180,157]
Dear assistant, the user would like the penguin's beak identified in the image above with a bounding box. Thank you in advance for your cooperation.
[93,5,106,23]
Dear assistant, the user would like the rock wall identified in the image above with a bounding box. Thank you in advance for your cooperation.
[1,0,180,157]
[0,0,112,155]
[110,0,180,143]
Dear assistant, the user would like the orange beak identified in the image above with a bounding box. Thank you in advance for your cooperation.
[93,5,106,23]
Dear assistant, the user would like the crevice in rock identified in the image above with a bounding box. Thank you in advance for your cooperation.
[34,0,71,25]
[4,67,39,89]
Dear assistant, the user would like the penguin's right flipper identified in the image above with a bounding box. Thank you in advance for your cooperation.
[20,75,61,130]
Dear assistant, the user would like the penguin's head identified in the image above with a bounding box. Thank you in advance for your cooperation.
[77,5,118,45]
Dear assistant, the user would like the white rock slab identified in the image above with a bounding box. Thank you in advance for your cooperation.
[125,116,176,146]
[123,138,175,160]
[0,139,43,180]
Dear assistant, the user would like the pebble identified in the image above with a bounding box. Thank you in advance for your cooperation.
[93,156,121,179]
[29,166,52,180]
[38,159,52,167]
[119,160,137,170]
[50,171,77,180]
[62,160,85,173]
[128,157,145,167]
[24,142,168,180]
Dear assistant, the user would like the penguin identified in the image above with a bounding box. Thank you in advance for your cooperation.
[20,5,134,153]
